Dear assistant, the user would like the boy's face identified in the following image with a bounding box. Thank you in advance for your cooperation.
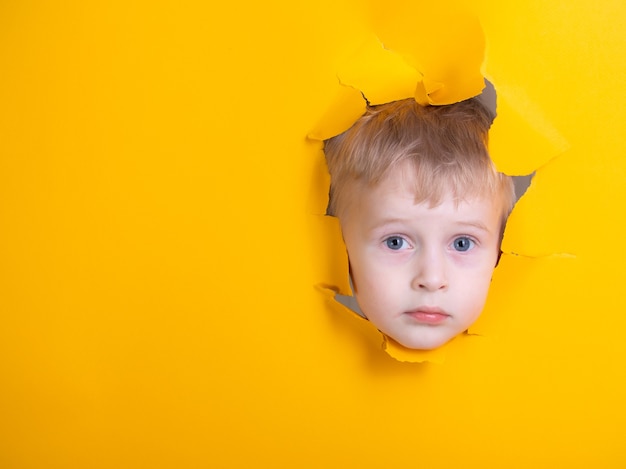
[339,165,503,350]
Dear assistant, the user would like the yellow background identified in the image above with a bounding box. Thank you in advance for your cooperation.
[1,0,626,467]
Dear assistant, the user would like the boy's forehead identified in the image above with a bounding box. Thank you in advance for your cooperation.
[346,175,498,214]
[368,168,492,206]
[340,188,502,243]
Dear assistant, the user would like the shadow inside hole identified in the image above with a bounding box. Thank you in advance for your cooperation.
[513,173,533,200]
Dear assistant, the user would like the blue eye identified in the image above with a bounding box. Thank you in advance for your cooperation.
[385,236,408,250]
[452,237,474,252]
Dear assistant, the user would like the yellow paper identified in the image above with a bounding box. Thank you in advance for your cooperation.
[1,0,626,467]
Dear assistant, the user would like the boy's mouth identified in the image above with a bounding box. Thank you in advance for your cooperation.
[405,307,450,325]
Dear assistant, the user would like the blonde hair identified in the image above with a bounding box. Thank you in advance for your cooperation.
[323,97,515,224]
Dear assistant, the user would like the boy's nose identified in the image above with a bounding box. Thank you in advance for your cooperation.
[411,251,448,292]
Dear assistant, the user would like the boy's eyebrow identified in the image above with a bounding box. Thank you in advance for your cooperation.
[455,220,491,233]
[368,218,492,233]
[367,217,409,230]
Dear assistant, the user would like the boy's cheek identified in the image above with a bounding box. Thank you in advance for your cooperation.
[349,259,389,300]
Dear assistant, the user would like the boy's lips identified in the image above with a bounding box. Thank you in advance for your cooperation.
[405,306,450,325]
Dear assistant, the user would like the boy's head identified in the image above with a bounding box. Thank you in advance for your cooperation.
[324,97,515,350]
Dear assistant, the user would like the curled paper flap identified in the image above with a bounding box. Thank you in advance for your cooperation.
[310,10,487,141]
[307,85,366,142]
[488,86,569,176]
[337,35,422,106]
[410,13,486,105]
[369,5,486,105]
[312,216,352,296]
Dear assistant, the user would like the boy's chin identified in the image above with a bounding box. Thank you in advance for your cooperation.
[391,331,457,350]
